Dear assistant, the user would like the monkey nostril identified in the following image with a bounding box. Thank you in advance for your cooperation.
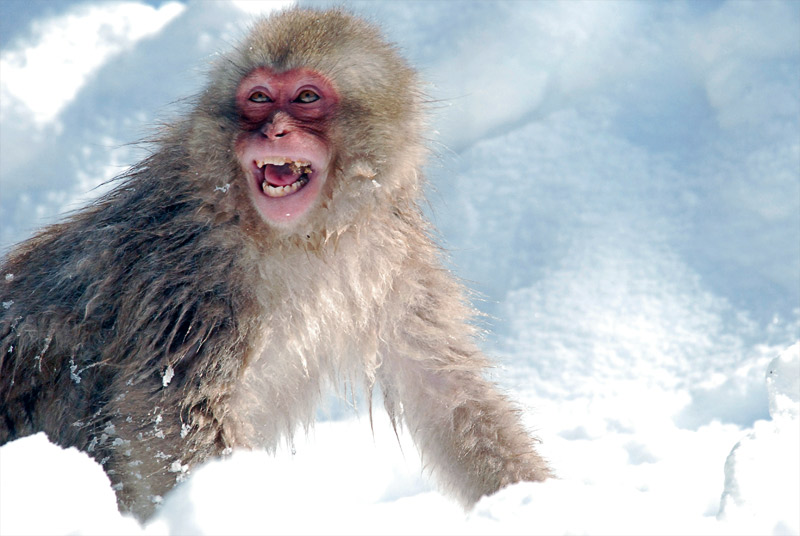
[262,125,289,140]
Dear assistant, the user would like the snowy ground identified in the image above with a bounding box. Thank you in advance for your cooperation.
[1,1,798,535]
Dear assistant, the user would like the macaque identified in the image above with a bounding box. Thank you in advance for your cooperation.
[0,8,551,521]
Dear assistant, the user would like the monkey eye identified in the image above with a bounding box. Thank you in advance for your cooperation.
[249,91,271,103]
[294,89,320,103]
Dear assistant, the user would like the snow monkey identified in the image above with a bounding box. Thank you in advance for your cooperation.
[0,8,552,521]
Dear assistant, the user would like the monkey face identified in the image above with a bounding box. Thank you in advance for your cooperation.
[234,67,339,227]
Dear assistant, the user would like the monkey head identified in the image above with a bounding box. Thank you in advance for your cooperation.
[234,67,338,226]
[194,9,426,237]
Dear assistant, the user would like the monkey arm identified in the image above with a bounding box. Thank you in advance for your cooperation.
[377,260,553,506]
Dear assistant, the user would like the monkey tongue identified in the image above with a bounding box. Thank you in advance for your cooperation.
[262,163,307,187]
[261,164,310,198]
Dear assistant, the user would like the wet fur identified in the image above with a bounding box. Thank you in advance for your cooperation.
[0,8,551,520]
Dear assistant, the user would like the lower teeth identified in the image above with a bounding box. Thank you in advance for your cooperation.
[261,176,308,197]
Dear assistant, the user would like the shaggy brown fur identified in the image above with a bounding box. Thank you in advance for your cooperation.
[0,8,551,521]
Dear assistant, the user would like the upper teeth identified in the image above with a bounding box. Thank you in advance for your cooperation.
[256,157,312,174]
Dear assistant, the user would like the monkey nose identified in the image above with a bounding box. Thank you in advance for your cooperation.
[262,128,289,141]
[261,114,291,140]
[261,124,289,140]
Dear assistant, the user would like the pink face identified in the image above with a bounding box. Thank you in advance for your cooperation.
[235,68,339,226]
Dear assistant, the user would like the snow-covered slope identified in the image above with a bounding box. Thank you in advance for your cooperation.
[1,1,798,534]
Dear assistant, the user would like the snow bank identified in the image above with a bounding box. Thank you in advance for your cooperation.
[2,344,798,535]
[718,343,800,536]
[0,1,184,125]
[0,433,141,536]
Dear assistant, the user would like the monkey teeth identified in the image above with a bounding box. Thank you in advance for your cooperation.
[256,157,313,197]
[261,176,309,197]
[256,157,312,175]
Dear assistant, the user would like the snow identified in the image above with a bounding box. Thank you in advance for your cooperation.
[717,343,800,535]
[0,433,142,536]
[766,342,800,421]
[0,1,185,125]
[0,0,798,534]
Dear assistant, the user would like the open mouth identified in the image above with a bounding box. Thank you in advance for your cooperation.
[256,157,313,198]
[240,150,327,225]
